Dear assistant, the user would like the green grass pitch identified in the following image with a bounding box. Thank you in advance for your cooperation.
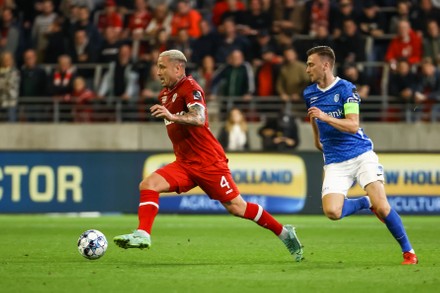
[0,214,439,293]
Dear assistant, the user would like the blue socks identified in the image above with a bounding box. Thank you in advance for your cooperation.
[384,209,413,252]
[340,197,370,219]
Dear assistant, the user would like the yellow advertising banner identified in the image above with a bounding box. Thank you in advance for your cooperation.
[348,154,440,197]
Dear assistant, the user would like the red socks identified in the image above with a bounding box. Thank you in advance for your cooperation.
[137,190,159,234]
[243,202,283,235]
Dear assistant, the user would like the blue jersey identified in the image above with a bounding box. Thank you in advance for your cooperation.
[303,77,373,164]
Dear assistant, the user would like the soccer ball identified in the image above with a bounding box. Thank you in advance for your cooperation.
[77,229,108,260]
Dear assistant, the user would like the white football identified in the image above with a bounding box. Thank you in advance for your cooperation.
[77,229,108,260]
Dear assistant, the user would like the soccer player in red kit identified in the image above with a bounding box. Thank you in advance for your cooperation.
[113,50,304,261]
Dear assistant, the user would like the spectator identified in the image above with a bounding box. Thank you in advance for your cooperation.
[169,29,193,61]
[389,0,411,34]
[413,58,440,122]
[276,47,309,103]
[359,1,385,38]
[170,0,202,39]
[409,0,440,35]
[150,28,171,53]
[99,26,123,63]
[59,0,95,17]
[145,3,172,37]
[69,29,98,83]
[341,62,370,99]
[304,0,331,36]
[275,31,294,53]
[32,0,57,61]
[98,44,139,120]
[141,63,162,105]
[191,55,215,96]
[250,29,280,64]
[70,6,101,49]
[387,58,418,121]
[69,76,96,122]
[329,0,359,39]
[218,107,250,151]
[258,108,299,152]
[97,0,123,34]
[49,54,77,119]
[295,23,334,61]
[0,8,20,57]
[423,20,440,67]
[214,18,251,63]
[255,48,281,97]
[0,51,19,122]
[44,16,67,63]
[236,0,272,37]
[190,19,217,64]
[212,0,246,27]
[340,62,377,120]
[334,18,367,64]
[124,0,151,39]
[385,20,422,69]
[19,49,48,121]
[20,49,48,97]
[219,0,246,25]
[272,0,306,35]
[211,49,254,101]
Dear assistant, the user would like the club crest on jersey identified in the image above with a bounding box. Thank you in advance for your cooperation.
[172,93,178,102]
[161,95,167,104]
[334,94,340,102]
[193,90,202,100]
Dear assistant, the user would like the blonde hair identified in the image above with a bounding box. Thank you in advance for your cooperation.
[159,50,187,67]
[225,108,248,132]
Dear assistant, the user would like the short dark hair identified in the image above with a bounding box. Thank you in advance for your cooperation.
[306,46,336,67]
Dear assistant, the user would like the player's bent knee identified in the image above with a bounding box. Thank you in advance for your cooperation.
[374,204,391,218]
[139,176,162,192]
[323,208,342,221]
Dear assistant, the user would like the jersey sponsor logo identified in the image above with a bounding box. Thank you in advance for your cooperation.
[310,96,318,104]
[334,94,340,102]
[172,93,178,102]
[161,95,167,104]
[193,90,202,100]
[326,108,343,118]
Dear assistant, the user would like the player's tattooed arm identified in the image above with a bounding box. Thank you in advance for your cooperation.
[173,104,206,126]
[150,103,205,126]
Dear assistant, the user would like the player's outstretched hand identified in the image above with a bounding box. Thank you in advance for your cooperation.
[150,104,175,121]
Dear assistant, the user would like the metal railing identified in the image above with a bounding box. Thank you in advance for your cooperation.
[3,95,437,123]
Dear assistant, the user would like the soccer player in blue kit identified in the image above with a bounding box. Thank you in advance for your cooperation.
[303,46,418,265]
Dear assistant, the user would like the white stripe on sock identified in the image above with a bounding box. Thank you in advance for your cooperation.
[139,201,159,209]
[253,205,263,222]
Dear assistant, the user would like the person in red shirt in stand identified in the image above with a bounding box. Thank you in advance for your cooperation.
[97,0,123,34]
[170,0,202,38]
[385,19,422,69]
[113,49,304,262]
[212,0,246,27]
[124,0,151,38]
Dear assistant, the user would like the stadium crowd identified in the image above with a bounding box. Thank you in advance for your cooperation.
[0,0,439,123]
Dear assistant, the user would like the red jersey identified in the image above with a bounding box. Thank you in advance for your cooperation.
[158,76,227,167]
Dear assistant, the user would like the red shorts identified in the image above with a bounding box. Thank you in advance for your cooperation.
[155,160,240,202]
